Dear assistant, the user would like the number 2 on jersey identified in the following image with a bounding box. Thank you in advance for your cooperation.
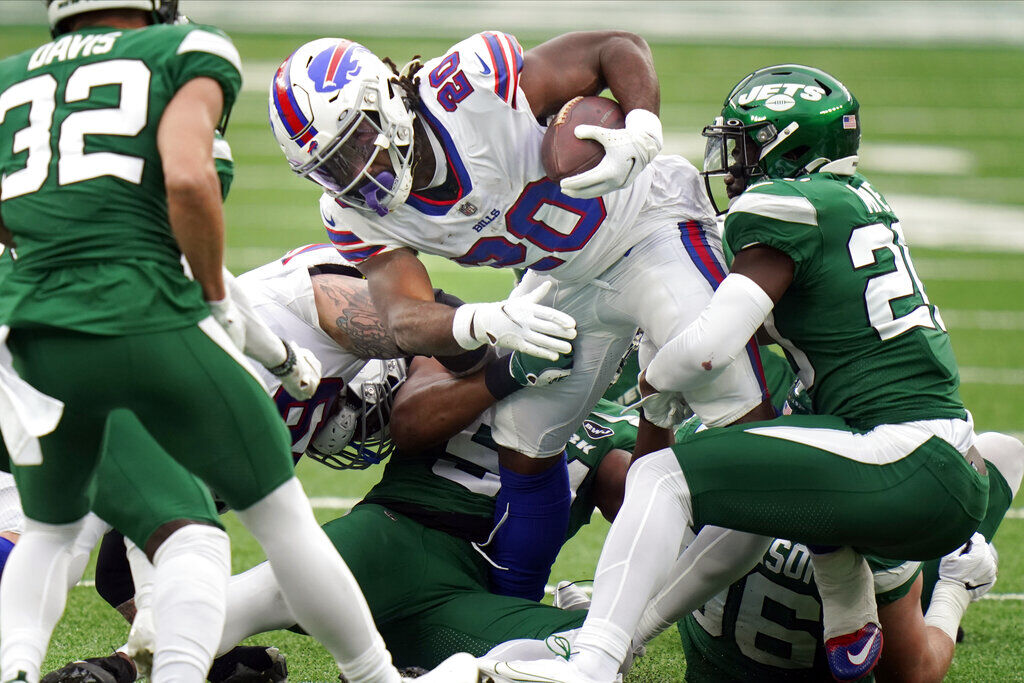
[848,221,946,341]
[0,59,149,200]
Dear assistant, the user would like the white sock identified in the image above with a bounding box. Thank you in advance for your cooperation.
[122,539,156,675]
[635,527,770,644]
[217,562,294,657]
[150,524,230,683]
[810,546,878,640]
[67,513,111,591]
[0,517,86,683]
[235,477,398,683]
[572,451,691,682]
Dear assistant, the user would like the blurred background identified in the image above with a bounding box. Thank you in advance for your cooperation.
[2,3,1022,679]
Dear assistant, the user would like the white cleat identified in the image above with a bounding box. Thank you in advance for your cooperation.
[413,652,480,682]
[478,657,602,683]
[552,581,591,611]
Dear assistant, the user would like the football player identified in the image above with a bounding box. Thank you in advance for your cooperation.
[483,64,989,683]
[40,246,573,683]
[0,2,479,682]
[671,430,1021,682]
[269,30,774,606]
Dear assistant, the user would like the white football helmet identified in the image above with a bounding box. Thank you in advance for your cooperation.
[306,358,407,470]
[46,0,179,37]
[269,38,415,216]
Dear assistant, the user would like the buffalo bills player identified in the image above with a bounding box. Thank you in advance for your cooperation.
[268,32,773,604]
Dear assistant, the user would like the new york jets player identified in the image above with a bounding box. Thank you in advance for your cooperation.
[0,2,481,682]
[182,363,642,675]
[487,65,988,683]
[674,429,1021,683]
[270,31,772,603]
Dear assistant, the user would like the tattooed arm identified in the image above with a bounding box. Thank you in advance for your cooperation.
[311,273,403,359]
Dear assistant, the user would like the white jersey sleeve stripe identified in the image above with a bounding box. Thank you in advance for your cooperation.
[730,192,818,227]
[176,29,243,75]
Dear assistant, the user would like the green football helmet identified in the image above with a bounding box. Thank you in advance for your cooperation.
[702,64,860,205]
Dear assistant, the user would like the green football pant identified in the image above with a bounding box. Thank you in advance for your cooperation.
[321,504,586,669]
[674,414,988,560]
[8,324,293,535]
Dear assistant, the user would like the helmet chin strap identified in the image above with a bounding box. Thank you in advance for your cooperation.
[358,172,395,217]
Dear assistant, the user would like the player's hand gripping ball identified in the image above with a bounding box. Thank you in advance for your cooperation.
[541,96,625,183]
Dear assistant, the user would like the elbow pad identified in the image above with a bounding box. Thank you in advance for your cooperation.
[646,274,773,393]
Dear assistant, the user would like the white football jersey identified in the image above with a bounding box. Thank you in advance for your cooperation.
[237,244,370,458]
[321,31,674,283]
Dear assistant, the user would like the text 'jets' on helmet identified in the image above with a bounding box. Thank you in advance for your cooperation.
[701,64,861,207]
[269,38,416,217]
[46,0,179,37]
[306,358,407,470]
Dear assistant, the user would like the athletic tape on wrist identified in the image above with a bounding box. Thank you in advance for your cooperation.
[924,579,970,642]
[267,340,297,377]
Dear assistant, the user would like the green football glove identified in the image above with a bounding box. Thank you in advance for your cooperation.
[484,346,574,400]
[509,346,574,387]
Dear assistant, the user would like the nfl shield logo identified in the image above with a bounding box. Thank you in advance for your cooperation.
[458,201,478,216]
[842,114,857,130]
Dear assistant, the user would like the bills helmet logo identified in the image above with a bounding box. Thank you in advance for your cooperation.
[308,41,368,93]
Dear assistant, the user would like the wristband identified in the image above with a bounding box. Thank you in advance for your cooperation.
[437,345,492,377]
[484,354,523,400]
[267,340,297,377]
[452,304,483,350]
[924,578,970,642]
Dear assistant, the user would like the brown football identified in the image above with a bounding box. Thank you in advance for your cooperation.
[541,96,625,182]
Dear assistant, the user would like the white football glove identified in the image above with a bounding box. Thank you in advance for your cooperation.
[452,280,576,361]
[628,390,692,429]
[208,295,245,350]
[938,532,997,602]
[560,109,663,199]
[269,341,323,400]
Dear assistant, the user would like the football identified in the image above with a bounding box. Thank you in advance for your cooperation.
[541,95,625,182]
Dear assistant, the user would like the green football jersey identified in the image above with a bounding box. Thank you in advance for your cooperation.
[0,22,242,334]
[678,541,918,682]
[362,398,637,543]
[724,172,964,429]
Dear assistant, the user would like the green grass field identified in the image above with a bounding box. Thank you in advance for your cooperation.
[2,23,1023,683]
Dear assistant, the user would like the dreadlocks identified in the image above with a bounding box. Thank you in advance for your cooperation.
[383,55,423,111]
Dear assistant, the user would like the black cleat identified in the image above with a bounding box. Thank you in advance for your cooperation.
[208,646,287,683]
[41,655,135,683]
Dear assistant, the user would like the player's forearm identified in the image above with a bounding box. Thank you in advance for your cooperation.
[875,631,953,683]
[166,170,227,301]
[386,300,464,356]
[632,414,674,464]
[597,32,660,116]
[389,361,496,452]
[646,273,773,393]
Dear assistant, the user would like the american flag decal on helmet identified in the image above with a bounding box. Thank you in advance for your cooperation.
[842,114,857,130]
